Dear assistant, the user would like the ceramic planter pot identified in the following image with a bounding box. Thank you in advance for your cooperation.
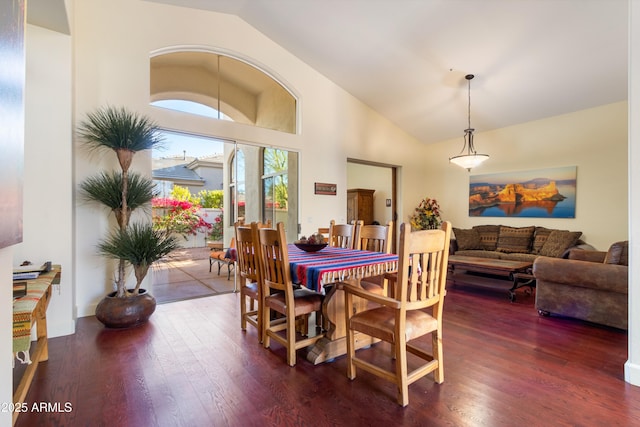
[95,289,156,328]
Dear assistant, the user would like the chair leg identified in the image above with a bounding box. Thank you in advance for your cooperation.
[395,338,409,407]
[240,293,247,330]
[286,314,296,367]
[209,257,213,272]
[217,261,222,276]
[432,330,444,384]
[257,299,263,344]
[263,306,271,349]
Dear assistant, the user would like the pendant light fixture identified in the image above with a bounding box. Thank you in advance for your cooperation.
[449,74,489,171]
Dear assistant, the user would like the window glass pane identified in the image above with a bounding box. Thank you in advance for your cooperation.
[264,148,287,175]
[230,150,246,223]
[263,176,274,225]
[151,99,232,120]
[150,51,296,133]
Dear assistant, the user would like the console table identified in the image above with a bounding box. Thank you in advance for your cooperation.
[12,265,60,426]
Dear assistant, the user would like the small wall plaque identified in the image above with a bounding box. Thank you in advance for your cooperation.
[315,182,337,195]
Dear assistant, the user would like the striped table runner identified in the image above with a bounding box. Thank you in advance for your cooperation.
[288,245,398,292]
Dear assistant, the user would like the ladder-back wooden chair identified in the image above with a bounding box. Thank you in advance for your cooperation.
[340,221,451,406]
[235,221,266,342]
[256,222,325,366]
[328,219,361,249]
[355,221,393,253]
[356,221,394,295]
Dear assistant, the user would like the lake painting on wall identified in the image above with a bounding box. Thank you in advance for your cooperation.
[469,166,577,218]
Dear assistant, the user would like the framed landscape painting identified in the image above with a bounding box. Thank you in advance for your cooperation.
[469,166,577,218]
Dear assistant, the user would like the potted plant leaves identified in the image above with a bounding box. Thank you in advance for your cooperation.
[78,106,180,328]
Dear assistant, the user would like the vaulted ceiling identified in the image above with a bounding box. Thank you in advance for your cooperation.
[31,0,629,144]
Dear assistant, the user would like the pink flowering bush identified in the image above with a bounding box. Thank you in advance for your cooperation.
[209,212,224,241]
[152,197,212,236]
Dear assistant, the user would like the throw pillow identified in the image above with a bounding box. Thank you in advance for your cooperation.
[453,228,483,250]
[538,230,582,258]
[532,227,553,254]
[496,226,535,253]
[472,225,500,251]
[604,241,628,266]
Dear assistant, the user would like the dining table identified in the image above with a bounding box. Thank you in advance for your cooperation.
[287,244,398,364]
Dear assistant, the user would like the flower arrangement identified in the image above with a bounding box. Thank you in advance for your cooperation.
[152,197,212,237]
[409,197,443,230]
[209,212,224,241]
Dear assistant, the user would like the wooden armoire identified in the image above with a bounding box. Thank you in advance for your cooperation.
[347,188,375,225]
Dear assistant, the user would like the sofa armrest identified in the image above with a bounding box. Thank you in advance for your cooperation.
[568,249,606,263]
[533,257,627,294]
[449,238,458,255]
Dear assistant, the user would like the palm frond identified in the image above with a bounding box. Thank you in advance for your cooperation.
[79,172,155,211]
[77,106,165,153]
[98,223,180,267]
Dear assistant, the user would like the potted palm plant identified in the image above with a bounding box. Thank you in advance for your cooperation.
[78,106,180,328]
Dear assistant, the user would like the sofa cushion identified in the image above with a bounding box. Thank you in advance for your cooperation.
[499,252,538,263]
[453,228,483,250]
[604,241,628,266]
[538,230,582,258]
[472,225,500,251]
[496,226,535,254]
[532,227,553,254]
[454,249,502,259]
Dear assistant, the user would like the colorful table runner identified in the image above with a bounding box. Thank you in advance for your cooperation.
[13,267,60,364]
[288,245,398,292]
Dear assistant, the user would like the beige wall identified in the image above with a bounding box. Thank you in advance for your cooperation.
[422,101,628,251]
[347,163,393,225]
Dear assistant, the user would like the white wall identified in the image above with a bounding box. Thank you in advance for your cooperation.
[14,24,75,337]
[625,0,640,386]
[422,102,628,251]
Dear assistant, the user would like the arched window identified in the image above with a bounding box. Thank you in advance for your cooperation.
[150,51,297,134]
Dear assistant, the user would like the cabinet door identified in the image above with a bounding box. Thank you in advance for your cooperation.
[347,192,357,223]
[347,189,375,224]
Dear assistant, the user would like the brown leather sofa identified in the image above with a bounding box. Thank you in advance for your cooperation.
[451,225,592,262]
[533,241,628,330]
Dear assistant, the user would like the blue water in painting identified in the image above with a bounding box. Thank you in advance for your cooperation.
[474,184,576,218]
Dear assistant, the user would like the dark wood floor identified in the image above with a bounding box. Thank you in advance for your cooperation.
[14,284,639,426]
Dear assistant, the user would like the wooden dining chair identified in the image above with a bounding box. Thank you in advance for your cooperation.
[339,221,451,406]
[256,222,325,366]
[328,219,361,249]
[235,221,264,342]
[356,221,394,295]
[355,221,393,253]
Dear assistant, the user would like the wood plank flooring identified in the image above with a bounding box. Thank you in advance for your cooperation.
[14,285,639,426]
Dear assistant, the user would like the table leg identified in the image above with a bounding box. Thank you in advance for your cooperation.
[306,280,376,365]
[508,269,536,302]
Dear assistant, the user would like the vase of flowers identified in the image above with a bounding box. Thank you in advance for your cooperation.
[409,197,442,230]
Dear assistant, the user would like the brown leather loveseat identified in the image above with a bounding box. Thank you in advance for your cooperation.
[533,241,628,330]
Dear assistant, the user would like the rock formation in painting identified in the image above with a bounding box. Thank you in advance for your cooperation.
[469,180,566,209]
